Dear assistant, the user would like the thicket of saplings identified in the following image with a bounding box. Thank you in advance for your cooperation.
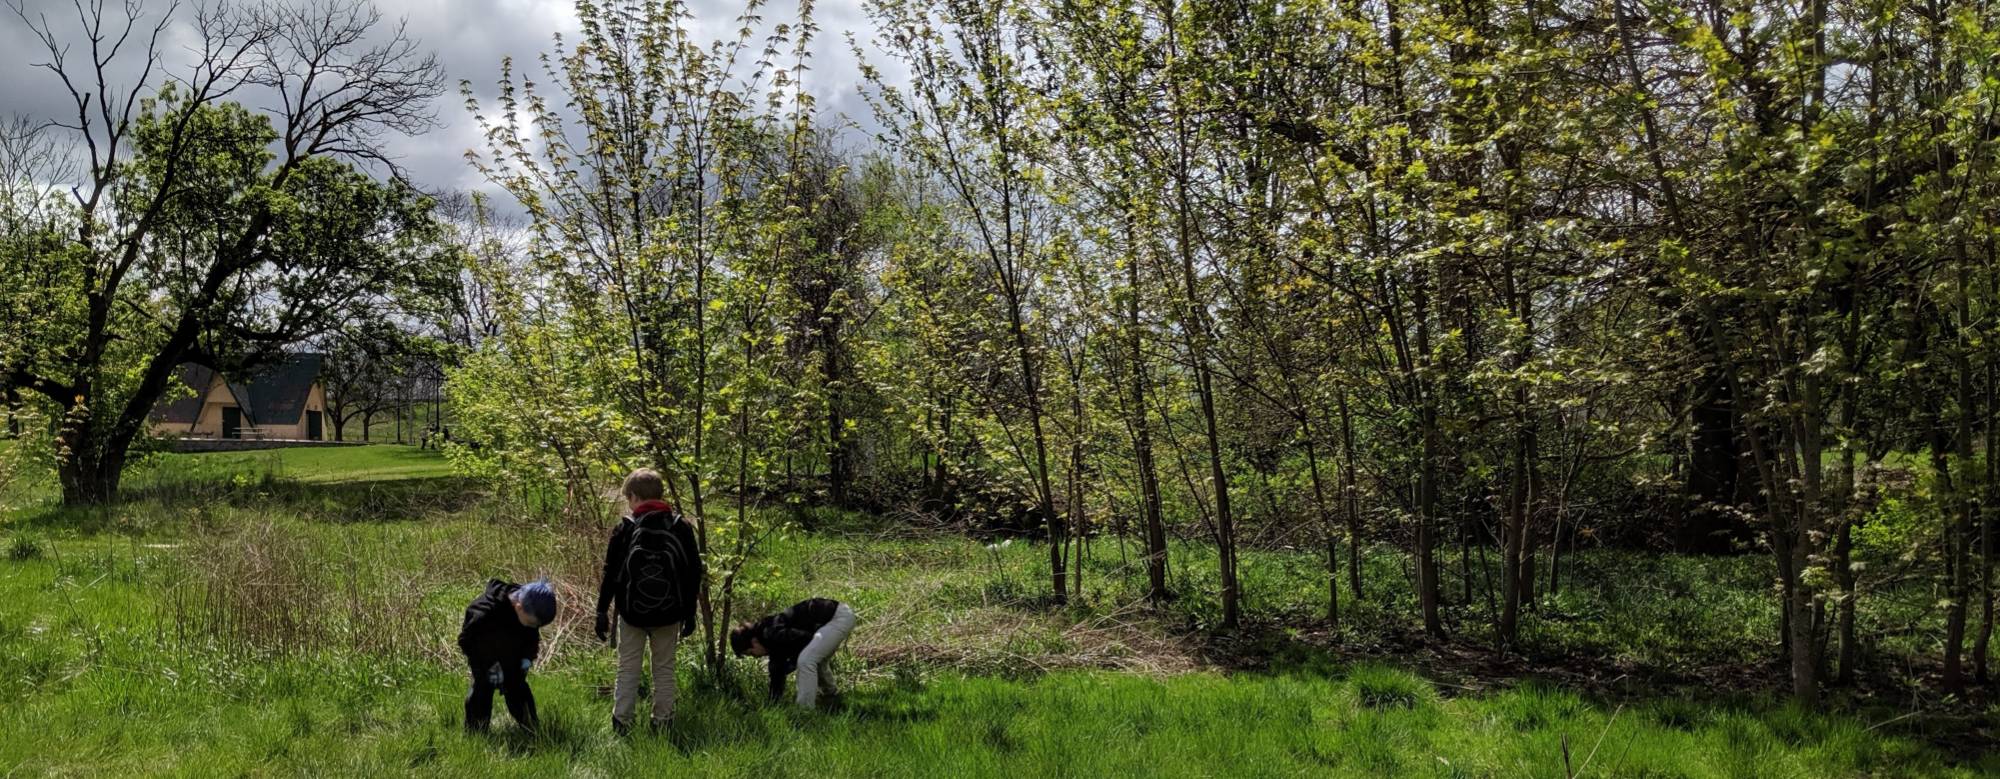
[430,0,2000,721]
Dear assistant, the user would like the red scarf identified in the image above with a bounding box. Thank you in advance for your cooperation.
[631,499,674,517]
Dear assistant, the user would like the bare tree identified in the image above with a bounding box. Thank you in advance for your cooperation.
[3,0,446,503]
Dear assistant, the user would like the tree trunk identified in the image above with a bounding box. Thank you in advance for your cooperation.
[1743,357,1824,708]
[1069,367,1088,605]
[1832,296,1865,685]
[688,135,718,672]
[1684,360,1744,553]
[1127,227,1170,605]
[1978,234,1998,685]
[1417,412,1441,638]
[1498,263,1535,647]
[1833,519,1858,683]
[1785,540,1821,707]
[1978,522,1994,685]
[1416,301,1443,638]
[1195,364,1239,628]
[1304,434,1337,627]
[1007,298,1067,605]
[1460,507,1474,606]
[825,307,852,508]
[1938,441,1969,694]
[936,404,953,502]
[56,341,181,505]
[1943,255,1977,694]
[1339,388,1363,600]
[1548,506,1565,597]
[1978,335,1996,684]
[57,428,126,505]
[1136,383,1169,605]
[1795,365,1829,705]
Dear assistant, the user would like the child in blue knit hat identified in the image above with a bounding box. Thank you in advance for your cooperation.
[457,577,557,732]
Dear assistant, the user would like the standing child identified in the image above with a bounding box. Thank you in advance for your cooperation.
[594,468,704,735]
[730,597,859,709]
[457,578,556,733]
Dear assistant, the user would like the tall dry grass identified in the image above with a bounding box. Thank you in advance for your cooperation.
[161,520,430,660]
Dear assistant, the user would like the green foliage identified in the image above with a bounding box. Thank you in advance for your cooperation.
[5,533,42,561]
[1855,497,1934,564]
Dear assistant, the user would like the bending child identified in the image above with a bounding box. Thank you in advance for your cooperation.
[457,578,556,733]
[595,468,704,735]
[731,597,858,709]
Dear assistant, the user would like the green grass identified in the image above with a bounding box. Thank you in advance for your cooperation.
[0,455,1993,776]
[2,648,1966,778]
[137,444,457,484]
[1,444,455,509]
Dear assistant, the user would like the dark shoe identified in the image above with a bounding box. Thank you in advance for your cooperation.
[649,718,672,734]
[612,718,632,738]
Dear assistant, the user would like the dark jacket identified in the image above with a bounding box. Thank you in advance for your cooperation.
[748,597,841,700]
[458,579,541,670]
[595,506,704,634]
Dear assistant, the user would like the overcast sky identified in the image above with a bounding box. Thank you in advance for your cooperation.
[1,0,896,198]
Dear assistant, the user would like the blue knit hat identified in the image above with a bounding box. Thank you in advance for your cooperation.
[515,579,557,624]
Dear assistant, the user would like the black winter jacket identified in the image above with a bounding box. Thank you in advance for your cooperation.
[457,579,541,671]
[595,508,704,634]
[746,597,842,700]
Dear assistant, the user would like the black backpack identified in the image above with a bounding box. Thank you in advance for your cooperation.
[621,510,694,628]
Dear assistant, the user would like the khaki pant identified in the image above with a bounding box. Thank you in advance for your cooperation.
[614,619,681,728]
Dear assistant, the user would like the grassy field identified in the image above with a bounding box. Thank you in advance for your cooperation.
[130,444,459,483]
[1,446,1994,776]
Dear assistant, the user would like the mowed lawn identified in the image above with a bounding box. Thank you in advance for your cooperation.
[0,447,1992,777]
[140,444,459,484]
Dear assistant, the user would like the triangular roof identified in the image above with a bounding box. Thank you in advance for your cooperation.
[148,354,324,427]
[238,354,323,426]
[151,364,218,425]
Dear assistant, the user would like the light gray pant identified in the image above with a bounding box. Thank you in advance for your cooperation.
[614,619,681,727]
[794,603,857,708]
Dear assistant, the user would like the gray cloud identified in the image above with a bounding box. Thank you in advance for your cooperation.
[1,0,900,199]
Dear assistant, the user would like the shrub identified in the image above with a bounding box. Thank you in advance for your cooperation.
[1349,666,1434,711]
[6,535,43,561]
